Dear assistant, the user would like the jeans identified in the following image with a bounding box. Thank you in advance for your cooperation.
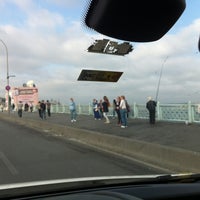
[120,109,127,126]
[70,109,77,120]
[103,112,110,123]
[41,110,46,119]
[47,109,51,117]
[94,109,101,119]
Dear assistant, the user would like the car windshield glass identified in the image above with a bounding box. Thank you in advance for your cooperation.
[0,0,199,187]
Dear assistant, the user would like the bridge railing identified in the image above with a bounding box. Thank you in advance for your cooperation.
[50,101,200,123]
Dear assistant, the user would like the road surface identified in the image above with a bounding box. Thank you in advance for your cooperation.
[0,119,163,184]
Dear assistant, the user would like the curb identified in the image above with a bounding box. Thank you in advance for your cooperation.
[1,114,200,173]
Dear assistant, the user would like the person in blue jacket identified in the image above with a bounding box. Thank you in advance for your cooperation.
[69,97,77,122]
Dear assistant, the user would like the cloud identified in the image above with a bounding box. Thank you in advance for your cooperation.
[0,1,200,104]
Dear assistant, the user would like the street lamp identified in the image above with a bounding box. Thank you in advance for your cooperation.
[0,39,12,114]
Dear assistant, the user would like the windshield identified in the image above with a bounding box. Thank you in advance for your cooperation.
[0,0,200,186]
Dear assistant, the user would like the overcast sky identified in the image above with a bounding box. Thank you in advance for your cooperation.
[0,0,200,104]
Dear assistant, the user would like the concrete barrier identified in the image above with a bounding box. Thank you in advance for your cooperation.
[1,114,200,173]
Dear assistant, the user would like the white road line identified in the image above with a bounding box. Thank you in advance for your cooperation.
[0,152,19,175]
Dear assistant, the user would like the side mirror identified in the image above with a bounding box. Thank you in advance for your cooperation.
[85,0,186,42]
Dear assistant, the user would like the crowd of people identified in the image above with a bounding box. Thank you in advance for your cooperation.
[1,95,157,126]
[91,95,157,127]
[91,95,131,128]
[11,100,52,119]
[36,100,51,120]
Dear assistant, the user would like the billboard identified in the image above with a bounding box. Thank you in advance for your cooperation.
[11,87,39,106]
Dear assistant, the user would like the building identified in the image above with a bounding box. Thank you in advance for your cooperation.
[10,80,39,110]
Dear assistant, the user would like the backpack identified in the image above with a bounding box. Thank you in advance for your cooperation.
[126,101,130,112]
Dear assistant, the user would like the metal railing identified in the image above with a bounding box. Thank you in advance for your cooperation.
[50,101,200,124]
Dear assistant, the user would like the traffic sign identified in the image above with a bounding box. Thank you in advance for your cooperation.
[5,85,10,91]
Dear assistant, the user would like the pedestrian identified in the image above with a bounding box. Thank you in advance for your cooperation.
[115,96,121,125]
[0,104,3,112]
[112,99,116,119]
[12,103,15,111]
[17,102,23,117]
[30,103,33,112]
[92,99,101,120]
[24,103,29,112]
[99,99,104,119]
[119,95,128,128]
[46,100,51,117]
[125,99,130,118]
[102,96,110,123]
[69,97,77,122]
[146,96,157,124]
[37,101,42,119]
[40,100,46,120]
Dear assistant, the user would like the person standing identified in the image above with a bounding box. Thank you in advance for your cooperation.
[40,100,46,120]
[69,98,77,122]
[99,99,103,119]
[92,99,101,120]
[146,96,157,124]
[125,99,130,118]
[102,96,110,123]
[112,99,116,119]
[0,104,4,112]
[119,95,128,128]
[30,103,33,112]
[24,103,29,112]
[12,103,15,111]
[46,100,51,117]
[17,102,23,117]
[37,101,42,119]
[115,96,121,125]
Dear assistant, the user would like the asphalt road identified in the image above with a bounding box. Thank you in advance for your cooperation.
[0,118,163,185]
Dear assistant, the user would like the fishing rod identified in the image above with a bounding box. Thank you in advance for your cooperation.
[155,56,169,102]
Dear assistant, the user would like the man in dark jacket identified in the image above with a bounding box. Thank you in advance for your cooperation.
[40,100,46,120]
[146,96,157,124]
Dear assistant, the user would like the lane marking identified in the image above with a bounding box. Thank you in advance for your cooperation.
[0,152,19,175]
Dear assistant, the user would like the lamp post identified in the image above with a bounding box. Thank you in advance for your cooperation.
[0,39,12,114]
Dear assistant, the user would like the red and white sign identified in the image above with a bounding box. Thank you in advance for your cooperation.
[5,85,10,91]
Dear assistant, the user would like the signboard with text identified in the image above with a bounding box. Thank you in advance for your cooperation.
[77,69,123,82]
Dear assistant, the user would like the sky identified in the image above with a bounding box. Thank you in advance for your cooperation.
[0,0,200,105]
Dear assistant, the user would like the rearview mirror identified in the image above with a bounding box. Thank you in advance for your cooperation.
[85,0,186,42]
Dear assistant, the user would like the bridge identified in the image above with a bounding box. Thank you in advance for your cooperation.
[0,111,200,173]
[50,101,200,124]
